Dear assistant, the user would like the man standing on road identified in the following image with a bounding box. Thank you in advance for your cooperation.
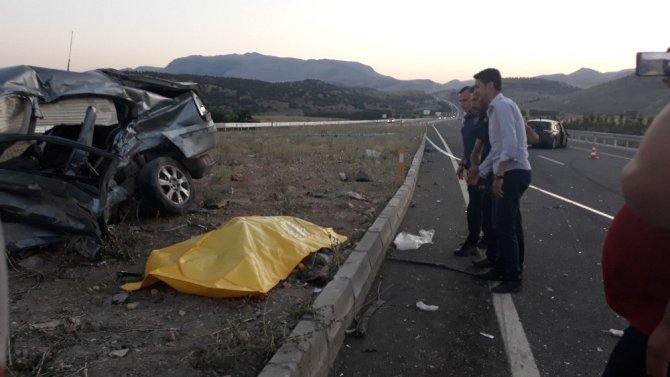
[467,91,494,268]
[454,86,486,256]
[470,68,531,294]
[469,112,539,269]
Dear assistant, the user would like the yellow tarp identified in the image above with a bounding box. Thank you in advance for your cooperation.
[121,216,347,298]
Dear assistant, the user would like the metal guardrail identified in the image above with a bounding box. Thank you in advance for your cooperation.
[214,118,429,130]
[569,130,643,149]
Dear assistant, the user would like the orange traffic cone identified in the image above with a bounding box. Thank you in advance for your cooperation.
[588,146,599,160]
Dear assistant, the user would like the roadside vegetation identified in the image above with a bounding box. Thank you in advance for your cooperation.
[7,122,425,377]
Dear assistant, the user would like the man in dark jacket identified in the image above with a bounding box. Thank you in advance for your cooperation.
[454,86,486,256]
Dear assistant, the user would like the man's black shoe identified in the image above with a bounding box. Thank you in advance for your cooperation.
[472,258,494,268]
[491,280,522,294]
[454,242,477,257]
[475,269,503,281]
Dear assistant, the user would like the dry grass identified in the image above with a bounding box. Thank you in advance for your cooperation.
[6,122,425,377]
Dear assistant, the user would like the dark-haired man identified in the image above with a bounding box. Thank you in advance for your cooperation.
[470,68,531,294]
[454,86,486,256]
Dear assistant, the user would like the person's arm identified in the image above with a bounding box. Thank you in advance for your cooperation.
[470,139,483,167]
[620,103,670,228]
[647,299,670,377]
[525,124,539,145]
[466,139,483,185]
[456,158,466,180]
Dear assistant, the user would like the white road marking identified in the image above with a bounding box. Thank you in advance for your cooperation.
[537,155,565,166]
[429,126,541,377]
[528,185,614,220]
[493,294,541,377]
[426,135,615,221]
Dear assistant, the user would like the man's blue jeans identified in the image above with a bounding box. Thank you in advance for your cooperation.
[492,169,531,281]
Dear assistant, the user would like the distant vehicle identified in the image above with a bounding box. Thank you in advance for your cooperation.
[387,118,396,123]
[0,65,218,256]
[527,119,569,149]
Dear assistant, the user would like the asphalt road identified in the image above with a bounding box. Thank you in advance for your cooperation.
[332,119,632,377]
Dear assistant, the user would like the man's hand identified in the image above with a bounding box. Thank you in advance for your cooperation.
[466,166,479,186]
[492,178,504,197]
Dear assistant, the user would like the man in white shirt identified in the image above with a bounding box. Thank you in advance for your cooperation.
[469,68,531,294]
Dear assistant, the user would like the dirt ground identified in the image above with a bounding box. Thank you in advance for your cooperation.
[5,123,424,377]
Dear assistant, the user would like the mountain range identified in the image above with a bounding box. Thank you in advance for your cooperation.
[134,52,633,92]
[134,53,670,118]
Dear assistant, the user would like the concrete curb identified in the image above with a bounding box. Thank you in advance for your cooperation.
[258,134,427,377]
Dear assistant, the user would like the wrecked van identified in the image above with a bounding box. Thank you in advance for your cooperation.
[0,65,217,257]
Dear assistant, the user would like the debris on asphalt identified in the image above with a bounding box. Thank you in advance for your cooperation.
[393,229,435,250]
[415,300,439,311]
[605,328,624,337]
[109,349,130,358]
[479,332,495,339]
[350,299,387,337]
[111,293,129,305]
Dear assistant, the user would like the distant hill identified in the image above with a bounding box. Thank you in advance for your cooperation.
[132,52,629,92]
[434,78,582,107]
[521,74,670,117]
[144,72,453,120]
[128,53,670,120]
[536,68,634,89]
[153,53,443,92]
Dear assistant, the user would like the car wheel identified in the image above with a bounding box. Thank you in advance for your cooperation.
[139,157,194,215]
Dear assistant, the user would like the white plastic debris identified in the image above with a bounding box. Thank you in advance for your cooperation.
[479,332,495,339]
[607,329,624,337]
[394,229,435,251]
[416,301,439,311]
[109,348,130,358]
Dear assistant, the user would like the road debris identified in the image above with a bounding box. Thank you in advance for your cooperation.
[416,301,439,311]
[605,328,624,337]
[479,332,495,339]
[393,229,434,250]
[109,349,130,358]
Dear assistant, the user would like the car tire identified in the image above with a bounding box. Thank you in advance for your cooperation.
[138,157,194,215]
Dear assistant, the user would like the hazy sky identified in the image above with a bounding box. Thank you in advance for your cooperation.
[2,0,668,83]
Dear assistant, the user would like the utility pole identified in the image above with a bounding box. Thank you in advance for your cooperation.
[67,31,73,71]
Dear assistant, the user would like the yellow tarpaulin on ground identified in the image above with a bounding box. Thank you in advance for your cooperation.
[121,216,347,298]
